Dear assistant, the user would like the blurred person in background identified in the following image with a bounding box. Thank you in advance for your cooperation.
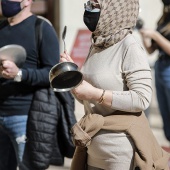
[0,0,59,169]
[140,0,170,143]
[60,0,169,169]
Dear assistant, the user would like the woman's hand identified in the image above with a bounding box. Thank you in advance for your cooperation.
[60,51,74,63]
[72,80,102,102]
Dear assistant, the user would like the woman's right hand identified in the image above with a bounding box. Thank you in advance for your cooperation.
[60,51,74,63]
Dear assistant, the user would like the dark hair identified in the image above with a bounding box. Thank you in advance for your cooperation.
[158,6,170,35]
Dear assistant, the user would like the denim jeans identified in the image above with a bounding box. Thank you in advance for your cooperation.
[155,57,170,141]
[0,115,33,170]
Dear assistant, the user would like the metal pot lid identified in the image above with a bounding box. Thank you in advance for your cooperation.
[51,71,83,92]
[0,44,26,68]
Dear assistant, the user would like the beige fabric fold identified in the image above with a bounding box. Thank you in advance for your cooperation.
[71,113,104,147]
[70,111,170,170]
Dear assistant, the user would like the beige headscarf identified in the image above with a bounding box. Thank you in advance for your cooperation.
[92,0,139,49]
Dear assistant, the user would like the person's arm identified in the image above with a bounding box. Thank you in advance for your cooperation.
[109,43,152,112]
[68,43,152,113]
[151,31,170,55]
[140,28,170,56]
[21,21,60,86]
[139,28,157,54]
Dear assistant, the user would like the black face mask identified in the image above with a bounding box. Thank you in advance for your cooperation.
[162,0,170,6]
[1,0,23,18]
[83,10,100,32]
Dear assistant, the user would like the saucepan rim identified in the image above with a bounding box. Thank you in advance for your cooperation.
[49,62,83,92]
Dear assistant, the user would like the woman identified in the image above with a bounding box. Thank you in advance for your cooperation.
[140,0,170,142]
[60,0,169,169]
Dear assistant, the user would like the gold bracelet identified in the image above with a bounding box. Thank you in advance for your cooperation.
[98,89,105,104]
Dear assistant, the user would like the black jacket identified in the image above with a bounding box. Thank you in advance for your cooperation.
[27,88,76,169]
[56,91,77,158]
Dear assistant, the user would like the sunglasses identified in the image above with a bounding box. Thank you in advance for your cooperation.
[84,1,100,11]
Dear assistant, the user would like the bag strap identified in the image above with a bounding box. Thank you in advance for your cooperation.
[35,16,44,66]
[35,16,53,66]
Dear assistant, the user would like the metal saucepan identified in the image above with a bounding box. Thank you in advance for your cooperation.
[49,62,83,92]
[0,44,26,68]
